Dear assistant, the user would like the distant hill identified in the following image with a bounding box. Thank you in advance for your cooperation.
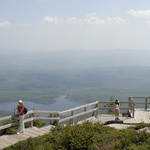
[0,48,150,70]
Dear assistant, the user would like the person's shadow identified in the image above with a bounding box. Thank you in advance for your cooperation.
[103,119,123,125]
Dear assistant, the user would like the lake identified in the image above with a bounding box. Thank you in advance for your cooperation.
[0,96,86,113]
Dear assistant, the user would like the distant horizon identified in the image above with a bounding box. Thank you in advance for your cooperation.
[0,48,150,70]
[1,47,150,52]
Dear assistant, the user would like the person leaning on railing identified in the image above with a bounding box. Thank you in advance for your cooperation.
[16,100,25,135]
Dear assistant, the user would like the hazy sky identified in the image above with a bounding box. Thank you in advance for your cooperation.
[1,0,150,51]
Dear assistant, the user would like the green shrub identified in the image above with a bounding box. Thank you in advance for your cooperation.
[127,122,150,130]
[49,122,97,149]
[3,122,150,150]
[114,129,150,150]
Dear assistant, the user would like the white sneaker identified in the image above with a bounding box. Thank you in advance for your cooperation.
[17,132,20,135]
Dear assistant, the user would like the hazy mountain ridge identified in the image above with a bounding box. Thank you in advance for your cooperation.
[0,48,150,70]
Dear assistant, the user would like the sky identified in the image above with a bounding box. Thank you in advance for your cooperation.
[1,0,150,51]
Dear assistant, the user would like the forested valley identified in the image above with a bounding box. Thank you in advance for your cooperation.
[0,49,150,104]
[0,66,150,104]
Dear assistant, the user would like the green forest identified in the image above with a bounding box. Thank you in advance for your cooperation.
[0,49,150,104]
[0,66,150,104]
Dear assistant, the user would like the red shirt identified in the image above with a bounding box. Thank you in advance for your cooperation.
[18,105,25,115]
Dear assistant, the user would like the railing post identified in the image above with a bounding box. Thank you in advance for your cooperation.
[92,101,99,116]
[95,101,100,116]
[145,98,148,110]
[70,111,74,125]
[128,96,132,108]
[55,112,60,125]
[29,113,34,127]
[84,107,86,120]
[131,99,135,117]
[132,101,135,117]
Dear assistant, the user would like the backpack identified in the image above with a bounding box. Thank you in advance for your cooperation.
[24,107,28,114]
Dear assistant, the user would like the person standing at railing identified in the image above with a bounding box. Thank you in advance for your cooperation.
[16,100,25,135]
[114,99,120,121]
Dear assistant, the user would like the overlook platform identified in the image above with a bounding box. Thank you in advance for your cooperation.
[1,96,150,149]
[0,109,150,149]
[86,109,150,124]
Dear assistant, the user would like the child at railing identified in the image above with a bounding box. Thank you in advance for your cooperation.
[114,99,120,121]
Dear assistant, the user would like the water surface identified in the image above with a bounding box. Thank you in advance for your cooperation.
[0,96,85,113]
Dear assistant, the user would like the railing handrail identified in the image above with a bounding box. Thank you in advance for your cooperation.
[0,101,100,131]
[131,97,150,98]
[60,101,99,114]
[0,97,150,132]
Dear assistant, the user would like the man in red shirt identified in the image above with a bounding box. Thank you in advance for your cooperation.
[16,100,25,134]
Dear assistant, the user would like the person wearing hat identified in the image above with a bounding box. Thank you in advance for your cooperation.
[16,100,25,134]
[114,99,120,121]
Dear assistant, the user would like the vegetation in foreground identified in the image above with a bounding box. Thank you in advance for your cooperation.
[3,121,150,150]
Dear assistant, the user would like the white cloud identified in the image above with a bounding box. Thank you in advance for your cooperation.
[66,17,82,24]
[128,9,150,18]
[0,21,10,27]
[42,13,126,25]
[105,17,126,24]
[84,13,125,25]
[42,16,61,24]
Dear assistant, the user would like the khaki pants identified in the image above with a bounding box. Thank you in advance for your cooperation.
[18,115,25,133]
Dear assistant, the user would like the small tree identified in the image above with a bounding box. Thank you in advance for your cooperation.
[104,96,114,114]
